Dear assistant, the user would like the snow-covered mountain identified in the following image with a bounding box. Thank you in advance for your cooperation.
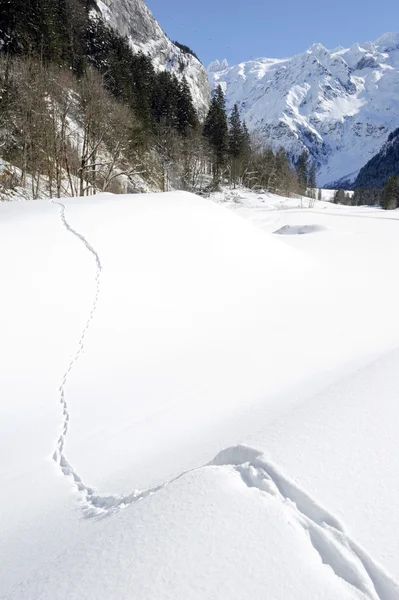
[208,32,399,186]
[96,0,210,116]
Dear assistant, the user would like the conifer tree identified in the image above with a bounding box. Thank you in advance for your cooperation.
[176,77,197,137]
[333,189,346,204]
[242,122,251,150]
[296,151,308,195]
[229,104,243,157]
[203,85,228,184]
[381,176,399,210]
[152,71,178,127]
[228,103,244,187]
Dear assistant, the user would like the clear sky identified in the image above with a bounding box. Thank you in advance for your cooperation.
[146,0,399,66]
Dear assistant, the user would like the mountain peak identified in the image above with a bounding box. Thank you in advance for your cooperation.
[96,0,210,115]
[307,42,328,55]
[208,32,399,186]
[374,31,399,52]
[208,59,229,73]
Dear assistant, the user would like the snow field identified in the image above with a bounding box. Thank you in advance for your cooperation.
[2,190,399,598]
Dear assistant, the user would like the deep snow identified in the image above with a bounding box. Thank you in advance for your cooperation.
[1,191,399,599]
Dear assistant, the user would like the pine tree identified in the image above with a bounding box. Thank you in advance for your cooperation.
[318,188,322,201]
[151,71,178,127]
[228,103,244,188]
[353,187,382,207]
[176,77,197,137]
[203,85,228,184]
[381,176,399,210]
[296,151,308,195]
[228,104,243,157]
[241,121,251,155]
[352,189,361,206]
[0,0,88,68]
[333,189,346,204]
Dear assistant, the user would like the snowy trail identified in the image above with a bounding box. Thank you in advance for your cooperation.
[49,200,399,599]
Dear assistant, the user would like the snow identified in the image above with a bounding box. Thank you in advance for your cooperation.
[2,190,399,599]
[208,32,399,185]
[274,223,328,234]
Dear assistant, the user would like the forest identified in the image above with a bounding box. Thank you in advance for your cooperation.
[0,0,317,200]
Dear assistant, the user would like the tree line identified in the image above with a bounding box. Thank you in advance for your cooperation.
[332,178,399,210]
[340,127,399,210]
[202,85,317,196]
[2,0,398,208]
[0,55,319,200]
[0,0,319,200]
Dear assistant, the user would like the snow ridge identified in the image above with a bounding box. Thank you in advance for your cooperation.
[212,446,399,600]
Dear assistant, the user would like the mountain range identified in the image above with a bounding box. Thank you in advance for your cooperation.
[1,0,398,190]
[208,33,399,187]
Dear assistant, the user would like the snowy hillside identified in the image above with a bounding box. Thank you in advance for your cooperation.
[355,126,399,187]
[2,192,399,598]
[96,0,210,115]
[209,32,399,186]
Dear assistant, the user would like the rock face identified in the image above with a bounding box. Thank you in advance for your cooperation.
[208,32,399,186]
[96,0,210,116]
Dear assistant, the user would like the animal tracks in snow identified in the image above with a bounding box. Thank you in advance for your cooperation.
[52,200,168,516]
[51,200,399,599]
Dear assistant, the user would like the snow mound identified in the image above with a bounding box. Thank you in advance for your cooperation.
[274,224,329,235]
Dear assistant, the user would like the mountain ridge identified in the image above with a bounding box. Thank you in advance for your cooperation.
[208,32,399,186]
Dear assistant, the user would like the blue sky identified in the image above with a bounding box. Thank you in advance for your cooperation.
[146,0,399,66]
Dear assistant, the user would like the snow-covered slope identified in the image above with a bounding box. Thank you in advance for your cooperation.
[2,192,399,598]
[209,32,399,186]
[96,0,210,115]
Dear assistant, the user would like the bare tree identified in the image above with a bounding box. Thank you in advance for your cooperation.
[45,66,79,197]
[154,119,179,192]
[75,69,111,196]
